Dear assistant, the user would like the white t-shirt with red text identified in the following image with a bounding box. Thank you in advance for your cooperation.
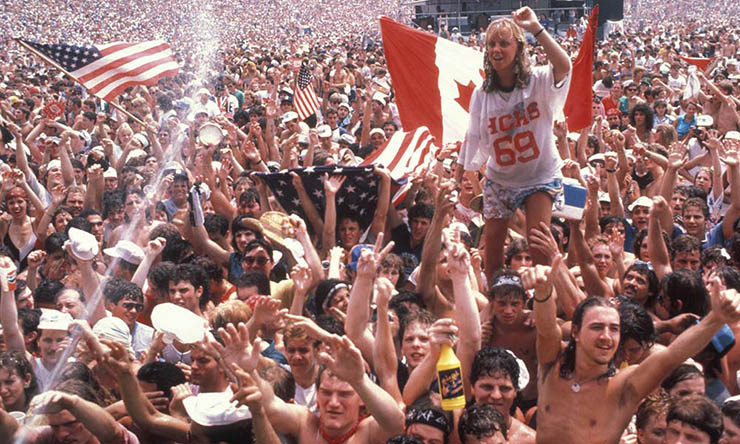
[459,64,570,188]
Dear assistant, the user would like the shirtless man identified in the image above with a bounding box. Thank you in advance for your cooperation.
[468,347,536,444]
[255,334,405,443]
[481,270,538,408]
[530,254,740,444]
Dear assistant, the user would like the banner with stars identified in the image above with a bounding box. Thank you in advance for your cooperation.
[18,39,179,102]
[255,165,380,231]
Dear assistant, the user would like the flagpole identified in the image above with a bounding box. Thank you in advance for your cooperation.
[14,38,146,126]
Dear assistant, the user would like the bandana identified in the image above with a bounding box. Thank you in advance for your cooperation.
[5,186,27,202]
[490,275,524,291]
[405,408,451,435]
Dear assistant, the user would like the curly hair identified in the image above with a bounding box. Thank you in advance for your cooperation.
[481,19,532,92]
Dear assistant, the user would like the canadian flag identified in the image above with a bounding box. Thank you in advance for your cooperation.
[380,16,484,146]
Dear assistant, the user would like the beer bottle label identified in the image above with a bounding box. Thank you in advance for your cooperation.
[438,367,464,400]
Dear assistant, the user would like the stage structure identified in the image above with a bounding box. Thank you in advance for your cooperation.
[402,0,620,37]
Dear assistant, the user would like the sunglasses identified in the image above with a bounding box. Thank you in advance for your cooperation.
[243,256,269,266]
[122,302,144,312]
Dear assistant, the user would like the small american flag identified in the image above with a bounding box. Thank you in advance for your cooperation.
[294,63,320,121]
[255,166,379,231]
[20,39,179,102]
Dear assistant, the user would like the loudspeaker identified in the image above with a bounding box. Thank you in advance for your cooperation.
[593,0,623,26]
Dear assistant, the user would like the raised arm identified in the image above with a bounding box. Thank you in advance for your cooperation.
[290,215,323,291]
[103,341,192,441]
[230,368,282,444]
[0,258,25,354]
[583,175,602,240]
[720,147,740,241]
[625,277,740,404]
[526,255,564,367]
[658,142,687,209]
[183,191,231,266]
[605,153,625,219]
[321,335,405,442]
[320,174,345,256]
[132,238,166,288]
[145,123,164,162]
[512,7,571,83]
[370,166,392,239]
[706,135,725,204]
[447,239,482,398]
[530,221,586,320]
[30,390,129,444]
[653,199,677,281]
[402,319,456,405]
[252,364,307,437]
[372,277,403,405]
[74,252,106,326]
[345,234,394,366]
[57,132,77,187]
[418,181,456,317]
[570,220,614,298]
[289,172,324,236]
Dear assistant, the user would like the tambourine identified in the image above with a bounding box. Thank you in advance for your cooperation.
[198,122,224,146]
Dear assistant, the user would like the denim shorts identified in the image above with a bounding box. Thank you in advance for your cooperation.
[483,178,564,220]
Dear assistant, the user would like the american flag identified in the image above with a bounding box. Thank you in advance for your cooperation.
[294,63,320,121]
[19,39,179,102]
[361,126,439,206]
[255,166,379,232]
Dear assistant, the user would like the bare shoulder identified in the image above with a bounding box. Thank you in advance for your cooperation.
[510,418,536,444]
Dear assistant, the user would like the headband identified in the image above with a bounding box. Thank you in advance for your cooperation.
[322,283,349,312]
[490,275,524,291]
[405,408,451,435]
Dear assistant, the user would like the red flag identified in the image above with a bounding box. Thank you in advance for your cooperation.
[380,17,483,146]
[563,6,598,132]
[679,56,717,72]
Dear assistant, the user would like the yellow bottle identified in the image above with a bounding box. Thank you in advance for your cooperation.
[436,344,466,410]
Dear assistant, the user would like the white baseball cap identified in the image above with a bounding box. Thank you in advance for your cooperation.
[371,91,387,106]
[38,309,73,331]
[281,111,298,124]
[317,124,332,138]
[67,227,99,261]
[369,128,385,138]
[104,240,145,265]
[628,195,654,211]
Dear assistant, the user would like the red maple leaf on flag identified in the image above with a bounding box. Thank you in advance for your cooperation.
[454,69,485,113]
[454,80,476,112]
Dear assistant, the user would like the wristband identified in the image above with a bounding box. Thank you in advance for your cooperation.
[606,168,617,173]
[533,289,553,303]
[533,27,545,39]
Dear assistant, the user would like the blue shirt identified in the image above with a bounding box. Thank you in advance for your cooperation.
[703,221,726,250]
[675,114,697,139]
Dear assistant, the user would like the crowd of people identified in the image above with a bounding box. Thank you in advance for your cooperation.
[0,0,740,443]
